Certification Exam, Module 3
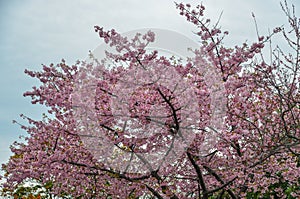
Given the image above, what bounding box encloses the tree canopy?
[1,1,300,198]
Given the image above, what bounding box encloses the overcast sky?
[1,0,299,171]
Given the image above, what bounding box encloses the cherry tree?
[1,1,300,198]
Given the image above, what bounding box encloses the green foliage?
[246,180,300,199]
[1,180,54,199]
